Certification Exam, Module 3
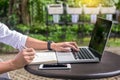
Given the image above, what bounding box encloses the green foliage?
[67,0,82,7]
[83,24,94,35]
[48,25,65,42]
[48,30,63,42]
[114,0,120,9]
[15,24,30,34]
[0,0,8,17]
[111,24,120,32]
[29,34,47,41]
[82,0,101,7]
[41,0,55,4]
[8,14,19,29]
[49,24,62,32]
[29,22,47,34]
[30,0,44,23]
[65,27,77,41]
[101,0,115,7]
[0,43,15,53]
[29,0,55,23]
[107,38,120,47]
[70,25,78,32]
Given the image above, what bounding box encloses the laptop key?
[81,48,92,59]
[82,48,94,59]
[80,49,89,59]
[72,52,79,59]
[78,51,85,59]
[79,49,87,59]
[72,48,95,59]
[73,48,94,59]
[77,51,83,59]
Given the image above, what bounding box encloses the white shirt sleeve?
[0,22,28,51]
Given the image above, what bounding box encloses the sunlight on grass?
[108,38,120,47]
[77,37,120,47]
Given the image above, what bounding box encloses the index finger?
[64,42,79,51]
[25,48,35,52]
[70,42,79,48]
[69,42,79,51]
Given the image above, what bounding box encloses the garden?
[0,0,120,52]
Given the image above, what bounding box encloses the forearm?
[0,60,16,74]
[0,23,27,51]
[25,37,48,50]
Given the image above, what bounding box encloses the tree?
[20,0,30,25]
[9,0,30,26]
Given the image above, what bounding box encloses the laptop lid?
[88,17,112,60]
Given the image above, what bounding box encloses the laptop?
[31,17,112,64]
[55,17,112,63]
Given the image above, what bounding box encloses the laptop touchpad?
[56,52,75,62]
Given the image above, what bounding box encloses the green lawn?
[108,38,120,47]
[77,37,120,47]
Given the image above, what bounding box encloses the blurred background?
[0,0,120,80]
[0,0,120,53]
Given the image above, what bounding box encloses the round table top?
[24,51,120,79]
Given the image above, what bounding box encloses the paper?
[30,51,57,64]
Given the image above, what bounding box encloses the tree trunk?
[21,0,30,26]
[9,0,15,15]
[9,0,30,26]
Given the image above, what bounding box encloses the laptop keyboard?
[72,48,94,59]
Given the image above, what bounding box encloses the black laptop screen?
[89,18,112,56]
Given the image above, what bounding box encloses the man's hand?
[51,42,79,52]
[11,48,35,69]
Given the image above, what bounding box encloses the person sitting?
[0,22,79,74]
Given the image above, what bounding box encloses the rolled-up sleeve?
[0,22,28,51]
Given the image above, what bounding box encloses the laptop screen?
[89,17,112,57]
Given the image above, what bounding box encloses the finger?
[69,42,79,51]
[24,52,35,56]
[24,58,34,64]
[25,48,35,52]
[64,42,78,51]
[25,55,35,60]
[23,57,31,65]
[29,56,35,60]
[70,42,79,48]
[58,47,71,52]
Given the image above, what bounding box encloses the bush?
[29,34,47,41]
[15,24,30,34]
[29,23,47,34]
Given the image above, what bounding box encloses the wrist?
[8,59,18,70]
[51,42,56,51]
[47,41,54,50]
[9,59,22,70]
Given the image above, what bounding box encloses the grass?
[77,37,120,47]
[108,38,120,47]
